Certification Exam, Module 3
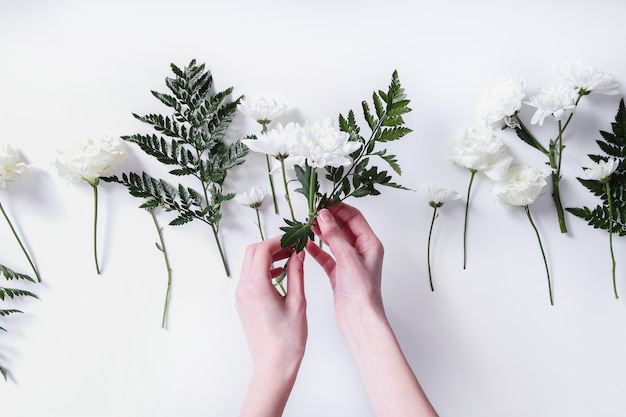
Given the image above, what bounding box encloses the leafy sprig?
[0,264,38,381]
[280,71,412,252]
[104,60,249,278]
[566,99,626,298]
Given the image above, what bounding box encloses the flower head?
[525,85,578,126]
[583,158,619,182]
[242,122,300,160]
[238,96,288,125]
[0,144,29,188]
[236,186,266,209]
[292,118,361,168]
[557,62,620,96]
[476,75,527,126]
[420,183,461,208]
[450,127,514,181]
[492,165,549,206]
[54,135,127,185]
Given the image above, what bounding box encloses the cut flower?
[525,85,577,126]
[557,62,620,96]
[0,144,29,188]
[450,127,513,181]
[238,96,288,126]
[292,118,361,168]
[475,75,527,126]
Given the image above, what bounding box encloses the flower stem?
[149,208,173,329]
[463,169,477,270]
[427,206,438,291]
[549,120,568,234]
[210,223,230,278]
[91,183,101,275]
[255,207,265,241]
[265,154,279,215]
[524,205,553,305]
[605,182,618,299]
[0,201,40,282]
[281,159,296,221]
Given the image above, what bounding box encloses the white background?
[2,1,626,416]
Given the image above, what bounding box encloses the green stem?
[281,159,295,221]
[259,122,279,215]
[91,183,101,275]
[427,206,438,291]
[0,201,40,282]
[524,205,553,306]
[266,154,279,215]
[463,169,477,270]
[513,114,549,155]
[605,182,618,299]
[149,208,173,329]
[255,207,265,241]
[210,223,230,278]
[549,120,568,234]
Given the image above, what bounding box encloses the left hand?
[235,236,308,376]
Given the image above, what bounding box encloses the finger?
[305,240,337,289]
[285,251,306,308]
[327,203,375,242]
[315,208,354,258]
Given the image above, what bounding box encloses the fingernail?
[318,208,330,222]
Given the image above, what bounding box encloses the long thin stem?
[463,169,477,270]
[280,159,295,221]
[91,183,101,275]
[149,208,173,329]
[524,205,553,305]
[427,206,438,291]
[210,223,230,278]
[0,201,40,282]
[255,207,265,241]
[605,182,618,299]
[549,120,568,233]
[265,154,279,215]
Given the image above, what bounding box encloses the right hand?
[306,203,386,331]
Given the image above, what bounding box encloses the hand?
[235,236,307,417]
[306,203,385,331]
[307,203,439,417]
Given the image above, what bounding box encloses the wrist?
[337,301,390,346]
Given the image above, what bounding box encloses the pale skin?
[235,203,438,417]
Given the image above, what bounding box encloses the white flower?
[238,96,288,124]
[236,186,266,209]
[525,85,578,126]
[476,75,527,126]
[557,62,620,96]
[492,165,549,206]
[0,144,29,188]
[292,118,361,168]
[450,127,514,181]
[420,183,461,207]
[241,122,300,160]
[583,158,619,182]
[54,135,127,185]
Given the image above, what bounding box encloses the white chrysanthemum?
[583,158,619,182]
[450,127,514,181]
[292,118,361,168]
[525,85,578,126]
[54,135,127,185]
[557,62,620,96]
[236,186,266,209]
[420,183,461,207]
[0,144,29,188]
[241,122,300,160]
[492,165,549,206]
[238,96,288,124]
[476,75,527,126]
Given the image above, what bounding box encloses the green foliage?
[281,71,412,251]
[566,99,626,234]
[0,264,38,381]
[329,70,411,202]
[102,59,249,277]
